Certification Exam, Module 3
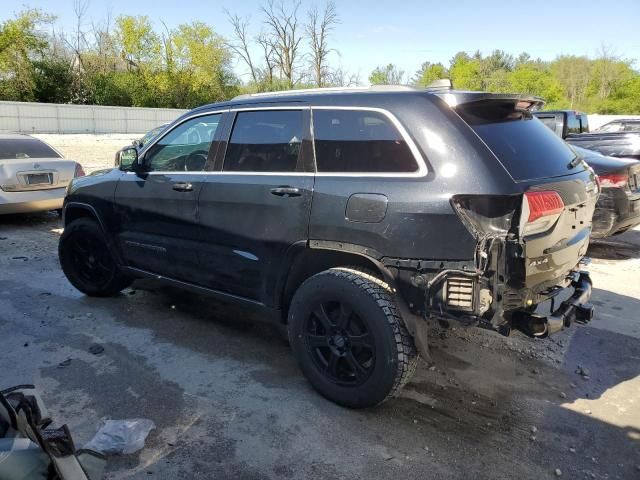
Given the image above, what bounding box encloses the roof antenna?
[425,79,452,91]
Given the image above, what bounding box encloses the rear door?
[196,107,314,304]
[112,112,223,281]
[457,102,599,288]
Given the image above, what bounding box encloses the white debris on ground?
[33,133,137,173]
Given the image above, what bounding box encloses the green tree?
[0,9,53,101]
[449,52,482,90]
[413,62,448,87]
[369,64,404,85]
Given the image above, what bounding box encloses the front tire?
[59,218,132,297]
[288,267,418,408]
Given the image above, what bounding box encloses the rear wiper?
[567,155,583,169]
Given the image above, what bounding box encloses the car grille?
[444,277,475,311]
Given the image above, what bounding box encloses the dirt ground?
[1,135,639,479]
[33,133,140,173]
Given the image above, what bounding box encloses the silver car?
[0,134,84,214]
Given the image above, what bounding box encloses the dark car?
[58,86,598,408]
[132,123,168,150]
[114,124,169,166]
[533,110,590,137]
[595,119,640,133]
[535,110,640,160]
[571,145,640,237]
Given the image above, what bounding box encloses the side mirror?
[118,147,139,171]
[132,139,141,148]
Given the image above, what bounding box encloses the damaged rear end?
[423,95,599,337]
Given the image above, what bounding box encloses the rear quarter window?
[312,109,419,173]
[458,102,583,181]
[0,138,61,160]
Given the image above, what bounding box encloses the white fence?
[0,101,188,134]
[587,114,640,130]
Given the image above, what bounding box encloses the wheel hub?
[328,330,348,356]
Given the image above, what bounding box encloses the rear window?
[458,102,583,181]
[0,138,61,160]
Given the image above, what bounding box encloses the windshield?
[0,138,61,160]
[141,125,166,146]
[457,101,583,181]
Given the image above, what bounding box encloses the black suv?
[59,86,598,408]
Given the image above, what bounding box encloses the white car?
[0,134,85,214]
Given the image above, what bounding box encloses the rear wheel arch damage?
[280,247,394,317]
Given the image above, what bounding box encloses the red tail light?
[597,173,627,189]
[525,191,564,222]
[74,163,86,177]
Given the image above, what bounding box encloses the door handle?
[172,182,193,192]
[270,186,301,197]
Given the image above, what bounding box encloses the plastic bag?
[83,419,155,455]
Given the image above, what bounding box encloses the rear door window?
[0,138,61,160]
[458,102,584,181]
[223,110,303,172]
[312,109,419,173]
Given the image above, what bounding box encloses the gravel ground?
[1,135,639,479]
[33,133,138,173]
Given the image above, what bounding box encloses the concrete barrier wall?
[0,101,188,134]
[1,100,638,135]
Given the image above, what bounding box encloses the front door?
[113,112,223,281]
[197,108,314,304]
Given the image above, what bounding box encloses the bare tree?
[261,0,303,88]
[225,11,259,84]
[257,32,276,86]
[306,1,338,87]
[326,66,360,87]
[70,0,89,70]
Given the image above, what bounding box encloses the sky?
[5,0,640,83]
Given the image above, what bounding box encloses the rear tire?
[59,218,132,297]
[288,267,418,408]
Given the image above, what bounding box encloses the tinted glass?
[224,110,303,172]
[0,138,61,160]
[566,113,581,134]
[578,114,589,132]
[313,109,418,173]
[624,123,640,132]
[145,114,220,172]
[458,102,583,181]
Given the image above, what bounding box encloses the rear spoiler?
[433,90,546,112]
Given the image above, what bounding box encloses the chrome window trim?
[134,105,427,178]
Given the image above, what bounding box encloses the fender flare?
[63,202,124,266]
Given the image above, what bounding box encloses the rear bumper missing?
[512,271,593,337]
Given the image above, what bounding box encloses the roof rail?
[232,84,420,100]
